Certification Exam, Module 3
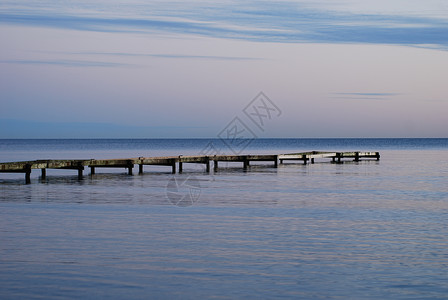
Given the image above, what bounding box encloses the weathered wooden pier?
[0,151,380,184]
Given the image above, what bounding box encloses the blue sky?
[1,0,447,138]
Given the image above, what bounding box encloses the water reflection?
[1,149,448,298]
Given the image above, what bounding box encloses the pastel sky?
[1,0,448,138]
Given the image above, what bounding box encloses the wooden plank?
[46,160,89,169]
[135,157,178,166]
[278,153,337,160]
[88,159,132,167]
[0,161,35,171]
[178,156,209,163]
[212,155,247,162]
[246,155,278,161]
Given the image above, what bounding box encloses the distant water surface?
[1,139,447,299]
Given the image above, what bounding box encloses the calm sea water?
[1,139,448,299]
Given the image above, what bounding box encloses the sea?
[0,138,447,299]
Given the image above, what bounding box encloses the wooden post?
[127,160,133,175]
[139,164,143,174]
[280,159,283,164]
[25,164,31,184]
[171,160,176,174]
[376,152,380,161]
[336,153,342,163]
[311,158,315,164]
[90,167,95,175]
[41,168,46,180]
[354,152,360,162]
[302,154,307,165]
[78,167,83,180]
[243,158,249,169]
[178,156,183,173]
[205,158,210,173]
[214,160,218,172]
[274,158,278,168]
[25,172,31,184]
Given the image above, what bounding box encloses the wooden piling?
[126,160,133,175]
[171,160,176,174]
[302,154,307,165]
[336,153,342,163]
[25,164,31,184]
[178,156,183,173]
[78,167,83,180]
[205,157,210,173]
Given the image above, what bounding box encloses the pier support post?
[90,167,95,175]
[302,155,307,165]
[41,168,46,180]
[78,167,84,180]
[336,153,342,163]
[25,164,31,184]
[139,164,143,174]
[354,152,360,162]
[205,158,210,173]
[311,158,315,164]
[25,172,31,184]
[274,158,278,168]
[214,160,218,172]
[376,152,380,161]
[178,156,183,173]
[126,160,134,175]
[243,158,249,169]
[171,160,176,174]
[279,159,283,164]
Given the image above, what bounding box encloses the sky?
[1,0,448,138]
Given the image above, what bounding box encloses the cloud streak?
[335,93,400,97]
[1,1,448,48]
[331,92,401,101]
[0,59,131,68]
[74,52,262,61]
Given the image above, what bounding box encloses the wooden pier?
[0,151,380,184]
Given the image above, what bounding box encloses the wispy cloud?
[72,52,262,61]
[331,92,401,101]
[0,59,132,68]
[1,1,448,48]
[335,93,400,97]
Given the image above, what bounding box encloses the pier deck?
[278,151,380,164]
[0,151,380,184]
